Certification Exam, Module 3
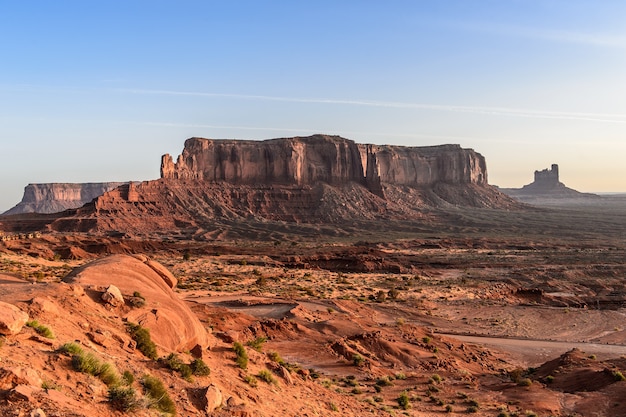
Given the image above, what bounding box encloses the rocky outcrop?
[0,301,29,336]
[63,255,211,353]
[3,183,126,215]
[500,164,598,200]
[3,135,520,238]
[161,135,488,192]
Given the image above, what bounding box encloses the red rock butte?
[2,135,520,237]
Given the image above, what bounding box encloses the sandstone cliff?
[2,135,520,238]
[160,135,488,192]
[3,182,126,215]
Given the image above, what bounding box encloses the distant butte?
[500,164,598,201]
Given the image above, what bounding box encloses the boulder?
[203,384,223,413]
[0,367,42,390]
[9,384,39,402]
[101,285,124,307]
[0,301,29,336]
[29,297,60,316]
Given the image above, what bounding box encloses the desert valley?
[1,135,625,417]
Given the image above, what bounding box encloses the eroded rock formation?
[500,164,598,200]
[3,135,520,238]
[4,183,126,215]
[160,135,488,192]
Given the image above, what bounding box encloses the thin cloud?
[121,88,626,124]
[448,18,626,49]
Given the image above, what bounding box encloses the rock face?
[63,255,210,352]
[161,135,488,192]
[3,182,126,215]
[3,135,519,238]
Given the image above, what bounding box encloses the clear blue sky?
[2,1,625,211]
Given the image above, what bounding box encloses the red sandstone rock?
[63,255,210,352]
[0,301,29,336]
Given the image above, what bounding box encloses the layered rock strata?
[4,182,126,215]
[160,135,488,193]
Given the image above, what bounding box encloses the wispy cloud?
[456,21,626,49]
[120,88,626,124]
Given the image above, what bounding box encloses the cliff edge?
[160,135,488,193]
[3,182,126,215]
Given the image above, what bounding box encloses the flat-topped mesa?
[3,182,126,215]
[160,135,488,192]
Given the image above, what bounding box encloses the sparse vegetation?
[376,376,394,387]
[122,370,135,385]
[26,320,54,339]
[70,351,120,387]
[244,374,258,387]
[268,350,285,365]
[190,358,211,376]
[258,369,277,384]
[233,342,249,369]
[57,342,84,355]
[162,353,193,381]
[613,371,626,381]
[397,391,410,410]
[352,353,364,366]
[247,336,267,351]
[127,323,158,360]
[142,374,176,415]
[108,386,140,412]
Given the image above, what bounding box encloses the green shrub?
[467,405,479,413]
[127,323,158,360]
[397,391,410,410]
[72,352,101,375]
[26,320,55,339]
[268,350,285,365]
[246,336,267,351]
[518,378,533,387]
[545,375,555,384]
[422,336,431,344]
[445,404,453,413]
[467,399,480,408]
[352,353,364,366]
[162,353,193,381]
[99,362,121,387]
[108,386,139,412]
[233,342,248,369]
[190,358,210,376]
[122,370,135,385]
[57,342,84,356]
[244,374,258,387]
[431,373,442,383]
[142,374,176,415]
[613,371,626,381]
[375,376,393,387]
[258,369,277,384]
[71,352,120,387]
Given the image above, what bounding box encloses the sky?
[1,0,626,212]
